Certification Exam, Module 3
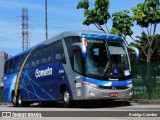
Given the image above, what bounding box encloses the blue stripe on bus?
[81,33,122,40]
[19,85,44,100]
[22,71,55,100]
[83,77,132,87]
[4,62,73,101]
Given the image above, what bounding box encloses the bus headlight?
[127,84,133,88]
[84,81,98,88]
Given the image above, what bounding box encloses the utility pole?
[45,0,48,40]
[22,7,29,51]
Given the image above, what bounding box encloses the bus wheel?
[17,92,30,107]
[62,87,74,108]
[12,94,18,107]
[17,92,23,107]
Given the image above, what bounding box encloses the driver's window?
[73,50,82,74]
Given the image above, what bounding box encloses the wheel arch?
[60,84,73,100]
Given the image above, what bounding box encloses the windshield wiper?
[100,61,110,79]
[100,40,113,79]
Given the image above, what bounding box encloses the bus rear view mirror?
[72,43,87,58]
[127,46,139,61]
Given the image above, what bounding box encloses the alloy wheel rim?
[13,96,16,104]
[64,91,70,103]
[18,95,22,105]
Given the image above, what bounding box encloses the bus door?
[72,47,85,100]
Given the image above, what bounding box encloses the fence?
[0,87,4,103]
[132,61,160,99]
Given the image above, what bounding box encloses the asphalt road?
[0,102,160,120]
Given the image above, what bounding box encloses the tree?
[77,0,110,33]
[132,0,160,63]
[130,32,160,62]
[77,1,134,44]
[131,0,160,96]
[111,10,134,45]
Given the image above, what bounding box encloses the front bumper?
[83,84,133,100]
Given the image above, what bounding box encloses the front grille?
[98,86,129,90]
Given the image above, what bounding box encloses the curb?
[133,99,160,104]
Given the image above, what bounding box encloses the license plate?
[109,92,118,97]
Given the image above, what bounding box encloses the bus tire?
[17,92,23,107]
[12,93,18,107]
[62,87,74,108]
[17,92,30,107]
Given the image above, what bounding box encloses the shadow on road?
[5,101,132,109]
[34,101,131,109]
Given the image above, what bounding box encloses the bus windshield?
[84,39,129,79]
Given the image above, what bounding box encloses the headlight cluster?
[83,81,98,88]
[127,84,133,88]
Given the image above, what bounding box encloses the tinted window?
[73,49,82,74]
[41,44,52,65]
[52,40,66,64]
[64,36,80,59]
[4,62,8,74]
[30,49,41,67]
[8,59,15,74]
[15,57,22,72]
[64,36,80,69]
[24,53,31,69]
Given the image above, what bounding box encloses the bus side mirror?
[127,46,139,61]
[72,43,87,58]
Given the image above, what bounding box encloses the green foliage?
[132,0,160,63]
[132,0,160,27]
[112,10,134,37]
[109,27,121,36]
[77,0,110,32]
[77,0,134,38]
[130,32,160,62]
[77,0,89,9]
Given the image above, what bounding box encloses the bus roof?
[6,30,122,62]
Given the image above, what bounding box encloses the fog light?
[89,91,95,96]
[129,91,133,96]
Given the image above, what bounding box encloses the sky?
[0,0,159,57]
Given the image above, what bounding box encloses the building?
[0,51,11,87]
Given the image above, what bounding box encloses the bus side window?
[8,59,15,74]
[4,62,8,74]
[31,49,41,67]
[41,44,52,64]
[24,54,31,69]
[64,36,80,66]
[15,57,21,72]
[52,40,66,64]
[26,63,30,69]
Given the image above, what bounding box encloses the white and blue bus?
[4,30,139,107]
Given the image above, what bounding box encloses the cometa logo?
[35,67,52,78]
